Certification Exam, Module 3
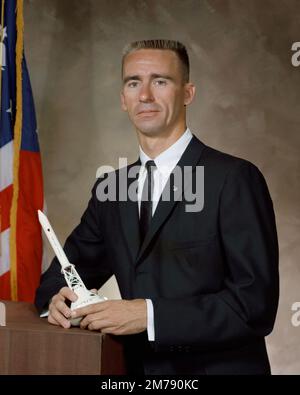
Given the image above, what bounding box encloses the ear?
[184,83,196,106]
[120,91,127,112]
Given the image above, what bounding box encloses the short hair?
[122,39,190,83]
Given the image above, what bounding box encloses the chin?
[137,128,163,137]
[134,122,165,136]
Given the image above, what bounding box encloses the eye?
[127,81,139,88]
[154,79,167,86]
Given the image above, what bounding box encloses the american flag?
[0,0,44,302]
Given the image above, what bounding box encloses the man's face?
[121,49,195,137]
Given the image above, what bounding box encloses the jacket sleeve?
[152,161,279,352]
[35,180,113,313]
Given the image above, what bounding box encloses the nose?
[139,82,154,103]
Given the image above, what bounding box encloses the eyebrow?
[123,73,174,85]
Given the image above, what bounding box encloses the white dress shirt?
[138,128,193,341]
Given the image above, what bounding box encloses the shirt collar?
[139,128,193,174]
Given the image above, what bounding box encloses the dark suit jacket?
[35,135,279,375]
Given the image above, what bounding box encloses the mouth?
[136,110,160,116]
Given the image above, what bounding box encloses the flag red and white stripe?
[0,0,44,302]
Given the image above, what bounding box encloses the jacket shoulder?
[200,141,261,176]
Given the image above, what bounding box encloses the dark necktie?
[139,160,156,243]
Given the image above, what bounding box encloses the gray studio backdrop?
[24,0,300,374]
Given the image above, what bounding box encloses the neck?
[137,124,187,159]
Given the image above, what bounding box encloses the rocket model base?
[69,286,106,326]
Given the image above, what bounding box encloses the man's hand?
[48,286,78,329]
[72,299,147,335]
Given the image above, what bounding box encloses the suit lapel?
[118,159,141,264]
[136,135,206,264]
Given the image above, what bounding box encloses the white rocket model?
[38,210,106,326]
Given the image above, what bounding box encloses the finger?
[47,314,60,326]
[49,306,71,329]
[55,299,72,319]
[90,288,98,294]
[87,319,114,331]
[93,324,127,335]
[49,297,72,328]
[59,286,78,302]
[73,300,109,319]
[80,313,111,330]
[51,287,75,306]
[80,312,104,328]
[51,292,65,305]
[50,295,72,319]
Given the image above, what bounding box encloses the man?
[35,40,279,375]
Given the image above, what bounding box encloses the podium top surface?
[0,300,102,337]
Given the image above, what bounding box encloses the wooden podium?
[0,301,126,375]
